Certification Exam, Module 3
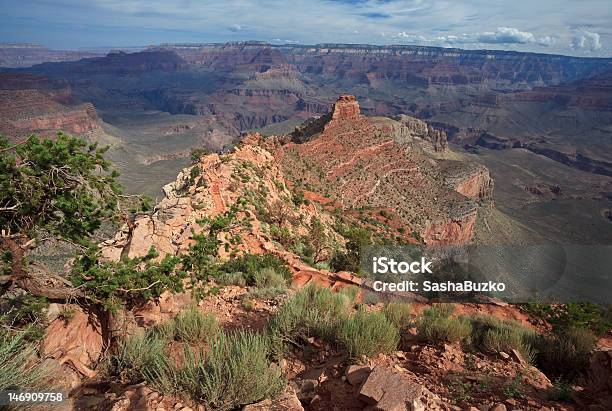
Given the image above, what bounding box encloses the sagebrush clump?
[180,331,286,411]
[173,307,219,343]
[338,308,399,358]
[467,315,538,364]
[0,330,51,391]
[268,283,350,344]
[382,301,412,329]
[536,326,596,381]
[115,319,284,409]
[416,304,472,344]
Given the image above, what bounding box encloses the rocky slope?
[0,73,100,140]
[24,98,609,410]
[275,95,492,245]
[101,136,358,290]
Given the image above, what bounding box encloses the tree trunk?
[0,236,85,300]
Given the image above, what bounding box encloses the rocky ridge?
[101,137,357,291]
[277,95,492,245]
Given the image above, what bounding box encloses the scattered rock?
[292,379,318,402]
[345,364,372,386]
[39,358,82,390]
[509,349,527,366]
[490,404,507,411]
[525,365,552,390]
[394,351,408,360]
[498,352,510,361]
[359,365,426,411]
[108,385,155,411]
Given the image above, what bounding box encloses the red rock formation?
[42,306,103,378]
[330,94,362,121]
[276,95,486,245]
[423,213,477,246]
[0,89,100,140]
[440,161,494,203]
[454,168,493,202]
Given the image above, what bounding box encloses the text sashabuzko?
[371,257,506,293]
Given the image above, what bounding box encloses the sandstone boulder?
[359,365,426,411]
[345,364,371,386]
[42,306,103,378]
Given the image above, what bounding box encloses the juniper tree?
[0,133,127,298]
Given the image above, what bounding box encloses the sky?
[0,0,610,57]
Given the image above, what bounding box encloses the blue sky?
[0,0,610,56]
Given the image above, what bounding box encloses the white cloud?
[537,36,556,47]
[392,32,426,43]
[476,27,535,44]
[402,28,556,48]
[1,0,609,56]
[571,31,602,51]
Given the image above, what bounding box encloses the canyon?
[1,42,611,243]
[1,42,612,411]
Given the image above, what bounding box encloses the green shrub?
[502,372,526,399]
[536,327,596,381]
[71,246,186,311]
[152,320,177,341]
[339,285,359,304]
[179,331,286,410]
[0,294,49,340]
[269,284,349,343]
[329,225,374,274]
[548,379,573,401]
[416,305,472,344]
[425,304,455,319]
[338,309,399,358]
[468,315,538,364]
[173,308,219,343]
[245,286,287,300]
[362,292,381,305]
[521,302,612,336]
[253,267,287,289]
[291,240,315,266]
[382,302,412,328]
[190,148,211,162]
[114,332,173,388]
[220,254,291,285]
[217,272,247,287]
[0,330,51,390]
